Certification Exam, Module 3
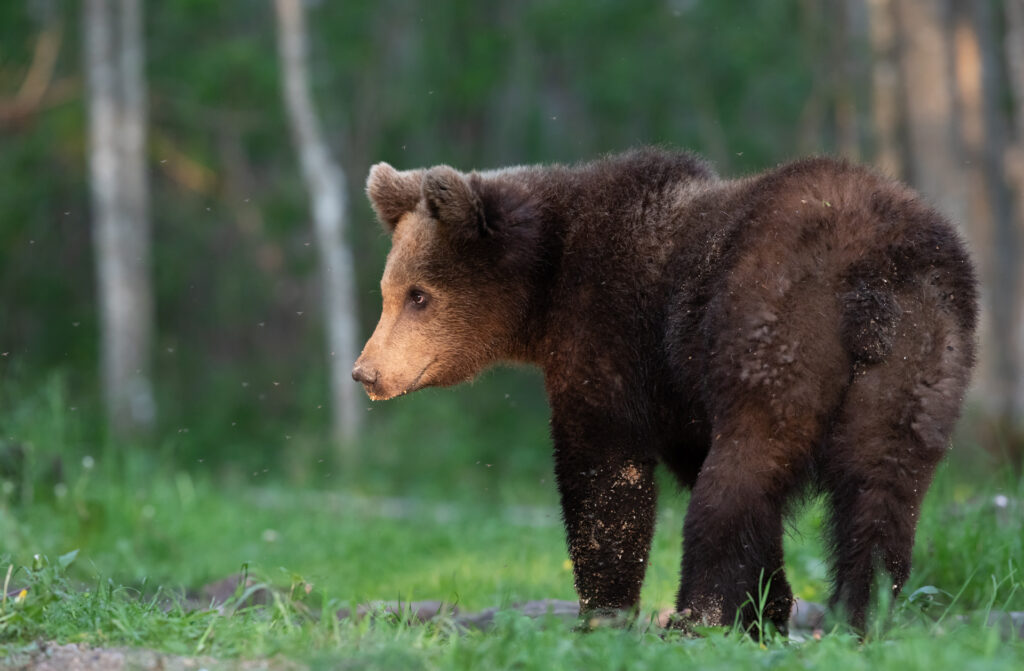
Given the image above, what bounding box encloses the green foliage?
[0,0,832,469]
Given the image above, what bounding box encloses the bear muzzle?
[351,363,379,388]
[352,362,393,400]
[351,356,436,401]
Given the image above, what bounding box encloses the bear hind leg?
[675,473,795,635]
[822,464,924,633]
[675,411,821,635]
[676,295,848,635]
[822,309,973,632]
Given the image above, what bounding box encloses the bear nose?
[351,364,378,385]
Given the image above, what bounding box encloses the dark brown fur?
[355,148,978,634]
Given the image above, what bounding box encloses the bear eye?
[408,288,429,310]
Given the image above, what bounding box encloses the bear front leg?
[551,412,657,618]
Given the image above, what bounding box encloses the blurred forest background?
[4,0,1024,490]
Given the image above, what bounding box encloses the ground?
[1,384,1023,669]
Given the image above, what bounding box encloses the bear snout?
[351,363,378,386]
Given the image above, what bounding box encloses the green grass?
[2,377,1024,668]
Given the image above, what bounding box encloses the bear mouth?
[366,358,435,401]
[400,358,435,396]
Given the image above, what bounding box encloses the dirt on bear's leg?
[551,409,658,621]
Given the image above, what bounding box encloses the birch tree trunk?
[274,0,362,452]
[85,0,155,437]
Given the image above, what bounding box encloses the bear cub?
[353,148,977,634]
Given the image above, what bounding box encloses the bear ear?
[366,162,423,232]
[422,166,489,239]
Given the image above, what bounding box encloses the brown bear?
[353,148,977,634]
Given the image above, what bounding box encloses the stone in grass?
[335,599,457,624]
[455,599,582,630]
[200,573,272,612]
[333,599,580,630]
[986,611,1024,640]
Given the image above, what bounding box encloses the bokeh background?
[3,0,1024,504]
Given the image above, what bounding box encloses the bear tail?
[839,274,901,365]
[838,237,978,366]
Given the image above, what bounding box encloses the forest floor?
[2,386,1024,669]
[2,589,1023,670]
[3,475,1024,670]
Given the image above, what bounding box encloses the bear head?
[353,162,543,400]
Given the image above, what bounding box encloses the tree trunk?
[84,0,155,437]
[274,0,362,453]
[992,0,1024,472]
[892,0,1007,415]
[1004,0,1024,421]
[831,0,863,160]
[893,0,965,222]
[956,0,1020,425]
[866,0,907,177]
[952,1,997,418]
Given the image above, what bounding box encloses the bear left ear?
[366,162,423,233]
[422,166,489,239]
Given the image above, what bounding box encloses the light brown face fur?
[353,213,435,400]
[352,210,509,400]
[354,160,535,401]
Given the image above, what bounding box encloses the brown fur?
[354,148,978,634]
